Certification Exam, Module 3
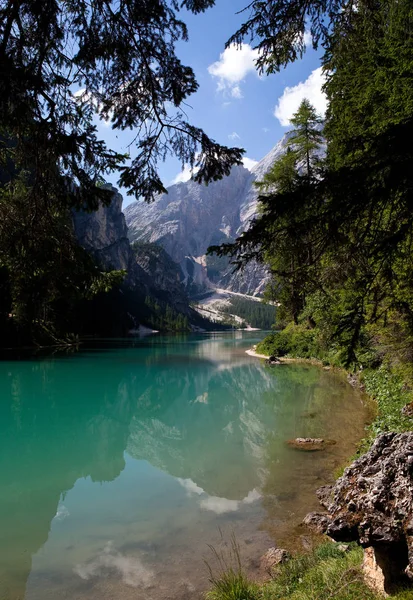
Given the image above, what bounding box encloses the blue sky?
[93,2,326,207]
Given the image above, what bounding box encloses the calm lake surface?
[0,332,370,600]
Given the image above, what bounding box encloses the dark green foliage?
[257,323,317,358]
[206,540,400,600]
[209,3,413,598]
[228,0,357,74]
[0,170,125,345]
[0,0,246,346]
[361,368,413,445]
[323,0,413,168]
[212,98,324,326]
[289,99,323,179]
[255,147,298,196]
[144,295,190,331]
[1,0,391,348]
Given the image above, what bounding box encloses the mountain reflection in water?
[0,333,369,600]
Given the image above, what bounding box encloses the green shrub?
[256,323,317,359]
[355,366,413,454]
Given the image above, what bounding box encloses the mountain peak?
[124,135,291,296]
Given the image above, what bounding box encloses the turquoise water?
[0,332,369,600]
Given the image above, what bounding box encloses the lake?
[0,332,370,600]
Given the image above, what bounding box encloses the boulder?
[260,547,290,575]
[305,432,413,594]
[267,355,281,365]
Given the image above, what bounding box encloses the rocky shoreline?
[305,432,413,595]
[247,345,413,595]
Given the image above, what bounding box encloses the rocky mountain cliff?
[72,184,143,287]
[72,185,214,332]
[124,135,293,297]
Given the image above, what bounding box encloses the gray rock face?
[124,137,294,296]
[72,184,143,287]
[306,432,413,593]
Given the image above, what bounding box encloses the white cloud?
[243,157,258,171]
[242,488,261,504]
[176,476,261,515]
[303,30,312,47]
[208,44,260,98]
[231,85,243,99]
[228,132,241,141]
[73,87,86,98]
[199,488,261,514]
[171,163,199,185]
[262,127,270,133]
[274,67,327,126]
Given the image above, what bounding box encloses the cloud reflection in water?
[74,541,154,588]
[177,477,261,514]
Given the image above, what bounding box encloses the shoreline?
[245,347,327,367]
[245,347,269,359]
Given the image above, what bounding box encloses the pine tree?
[255,147,298,196]
[289,99,323,179]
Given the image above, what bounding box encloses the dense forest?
[220,297,276,330]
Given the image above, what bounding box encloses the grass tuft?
[205,532,259,600]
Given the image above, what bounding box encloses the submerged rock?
[305,432,413,594]
[286,438,336,452]
[300,410,317,419]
